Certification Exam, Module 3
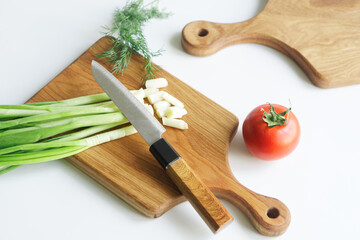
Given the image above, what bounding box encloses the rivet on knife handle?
[150,138,233,233]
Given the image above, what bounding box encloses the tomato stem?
[261,103,291,128]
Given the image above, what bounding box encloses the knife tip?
[91,60,98,67]
[91,60,102,77]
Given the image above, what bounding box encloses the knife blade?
[91,60,233,233]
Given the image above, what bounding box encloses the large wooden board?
[28,37,290,236]
[181,0,360,88]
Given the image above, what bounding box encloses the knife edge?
[91,60,165,146]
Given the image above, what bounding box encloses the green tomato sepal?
[261,103,291,128]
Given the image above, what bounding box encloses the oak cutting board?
[27,37,290,236]
[181,0,360,88]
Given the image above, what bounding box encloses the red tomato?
[242,103,300,160]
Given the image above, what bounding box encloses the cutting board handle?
[181,20,263,57]
[214,176,291,236]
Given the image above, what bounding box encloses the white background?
[1,0,359,239]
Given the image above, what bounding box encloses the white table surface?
[1,0,359,239]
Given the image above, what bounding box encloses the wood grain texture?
[27,37,290,236]
[166,158,233,233]
[181,0,360,88]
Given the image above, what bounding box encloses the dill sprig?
[98,0,170,81]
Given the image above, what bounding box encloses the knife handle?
[166,158,233,233]
[150,138,233,233]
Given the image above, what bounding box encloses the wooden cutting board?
[27,37,290,236]
[181,0,360,88]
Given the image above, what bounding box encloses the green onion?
[0,125,137,167]
[0,102,118,130]
[25,93,110,107]
[0,93,141,175]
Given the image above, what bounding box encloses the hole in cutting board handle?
[198,28,209,37]
[267,207,280,219]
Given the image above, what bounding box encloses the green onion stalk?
[0,93,138,175]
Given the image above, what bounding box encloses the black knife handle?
[149,138,180,169]
[149,138,233,233]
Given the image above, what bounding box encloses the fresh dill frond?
[98,0,170,81]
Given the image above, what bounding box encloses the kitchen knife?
[91,60,233,233]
